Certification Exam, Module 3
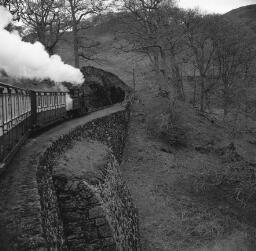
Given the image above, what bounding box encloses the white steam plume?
[0,6,84,84]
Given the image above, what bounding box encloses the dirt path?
[0,103,126,249]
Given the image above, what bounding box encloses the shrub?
[159,104,187,147]
[185,161,256,208]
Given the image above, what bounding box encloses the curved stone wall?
[37,109,141,250]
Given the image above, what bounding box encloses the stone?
[101,237,115,247]
[64,212,81,221]
[35,248,48,251]
[98,225,113,238]
[85,226,99,242]
[95,218,107,226]
[89,206,104,219]
[102,244,117,251]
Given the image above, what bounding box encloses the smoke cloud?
[0,6,84,84]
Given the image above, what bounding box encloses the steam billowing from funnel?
[0,6,84,84]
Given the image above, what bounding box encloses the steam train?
[0,82,90,171]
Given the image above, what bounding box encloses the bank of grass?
[184,160,256,208]
[150,160,256,250]
[144,96,256,249]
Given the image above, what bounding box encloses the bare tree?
[64,0,106,67]
[213,18,256,117]
[181,10,220,111]
[0,0,19,19]
[116,0,185,101]
[18,0,68,54]
[160,7,186,101]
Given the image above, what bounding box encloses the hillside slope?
[224,4,256,33]
[57,9,256,250]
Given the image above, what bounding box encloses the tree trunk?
[200,77,205,112]
[159,48,169,82]
[160,49,185,102]
[171,64,185,101]
[153,52,166,92]
[73,24,79,68]
[70,0,80,68]
[193,69,197,107]
[38,26,46,49]
[223,85,229,117]
[159,48,176,100]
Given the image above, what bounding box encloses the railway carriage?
[0,81,91,171]
[0,82,32,168]
[31,91,67,128]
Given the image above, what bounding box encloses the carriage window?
[45,95,48,107]
[47,94,50,108]
[0,95,3,126]
[24,96,26,113]
[27,95,31,112]
[45,95,48,108]
[37,95,40,110]
[25,95,27,113]
[19,94,22,116]
[7,95,12,122]
[41,96,44,108]
[15,94,19,119]
[3,95,7,123]
[11,95,15,119]
[44,95,46,108]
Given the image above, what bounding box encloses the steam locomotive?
[0,82,90,170]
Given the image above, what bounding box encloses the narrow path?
[0,102,126,250]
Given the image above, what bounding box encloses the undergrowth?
[153,183,240,250]
[149,100,187,147]
[186,161,256,208]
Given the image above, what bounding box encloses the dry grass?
[184,160,256,208]
[152,182,242,250]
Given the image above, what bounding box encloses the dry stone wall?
[37,108,141,250]
[54,178,117,251]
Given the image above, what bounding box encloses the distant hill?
[224,4,256,33]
